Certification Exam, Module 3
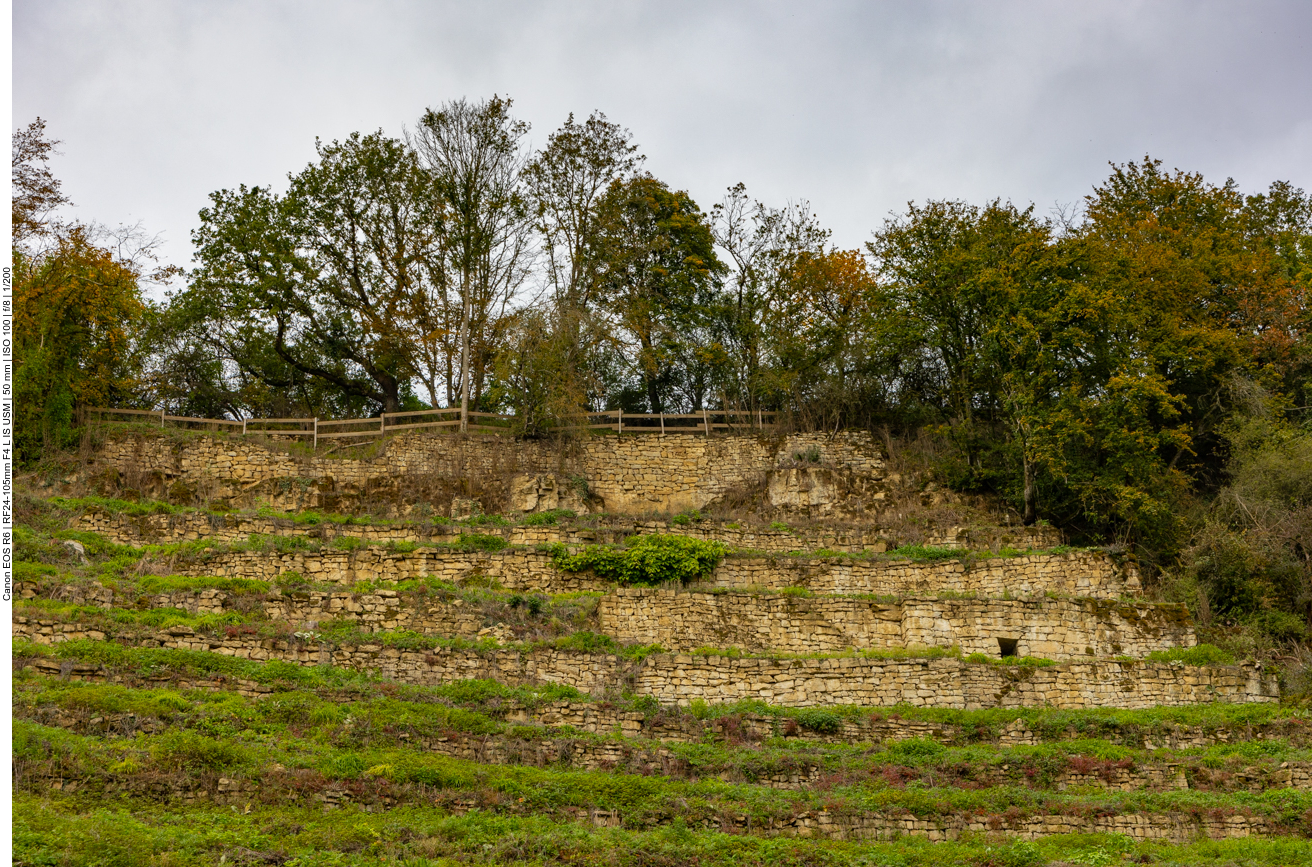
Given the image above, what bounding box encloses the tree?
[14,226,147,461]
[760,248,883,432]
[181,131,440,415]
[592,176,726,413]
[711,184,829,415]
[12,118,71,250]
[410,96,533,430]
[526,111,644,313]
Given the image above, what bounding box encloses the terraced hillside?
[13,427,1312,865]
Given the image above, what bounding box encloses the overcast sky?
[13,0,1312,279]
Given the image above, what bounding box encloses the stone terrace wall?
[19,654,1304,752]
[76,509,1061,555]
[713,551,1140,599]
[174,547,1137,600]
[73,510,896,553]
[36,578,1188,659]
[89,429,885,516]
[11,619,1277,709]
[600,589,1194,658]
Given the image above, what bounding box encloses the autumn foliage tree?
[12,119,155,462]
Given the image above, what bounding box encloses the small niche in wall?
[997,637,1019,658]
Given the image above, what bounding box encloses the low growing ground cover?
[15,481,1312,864]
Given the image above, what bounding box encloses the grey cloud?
[14,0,1312,275]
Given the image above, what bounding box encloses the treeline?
[13,102,1312,637]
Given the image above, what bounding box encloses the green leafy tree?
[15,227,148,460]
[180,131,440,415]
[592,176,727,413]
[410,96,533,428]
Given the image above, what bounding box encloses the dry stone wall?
[173,547,1136,600]
[11,618,1277,709]
[22,575,1184,658]
[18,656,1302,753]
[72,507,1065,556]
[88,429,890,516]
[599,588,1194,658]
[711,551,1139,599]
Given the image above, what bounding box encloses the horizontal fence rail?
[88,406,778,446]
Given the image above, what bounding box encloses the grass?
[16,482,1312,864]
[18,795,1312,867]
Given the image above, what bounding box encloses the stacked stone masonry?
[19,577,1189,659]
[11,619,1278,709]
[32,702,1312,795]
[170,547,1138,600]
[76,508,1063,555]
[91,429,893,515]
[18,658,1302,752]
[599,588,1194,658]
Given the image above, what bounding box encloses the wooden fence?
[88,407,777,447]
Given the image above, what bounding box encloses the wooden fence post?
[617,410,622,435]
[160,410,166,429]
[313,418,318,449]
[703,408,710,436]
[660,412,664,435]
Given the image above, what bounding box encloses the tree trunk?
[1022,455,1038,526]
[646,376,662,415]
[459,282,471,433]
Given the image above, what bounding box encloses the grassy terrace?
[19,796,1312,867]
[16,713,1312,818]
[17,485,1311,864]
[15,640,1305,747]
[15,638,1312,864]
[13,663,1312,779]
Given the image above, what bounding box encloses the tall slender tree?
[410,96,533,431]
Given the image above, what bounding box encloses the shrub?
[521,509,576,527]
[885,544,960,561]
[546,535,727,585]
[1145,644,1236,666]
[152,729,247,771]
[454,533,509,553]
[793,708,843,734]
[551,631,620,654]
[883,737,946,762]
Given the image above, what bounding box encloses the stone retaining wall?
[19,657,1304,752]
[16,760,1279,841]
[21,576,1186,659]
[173,547,1137,600]
[600,588,1194,658]
[11,619,1276,709]
[75,508,1063,555]
[90,429,886,516]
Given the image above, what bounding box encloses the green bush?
[886,544,960,561]
[793,708,843,734]
[454,533,509,553]
[521,509,577,526]
[152,729,248,771]
[546,534,727,585]
[883,737,947,762]
[551,631,620,654]
[1145,643,1236,666]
